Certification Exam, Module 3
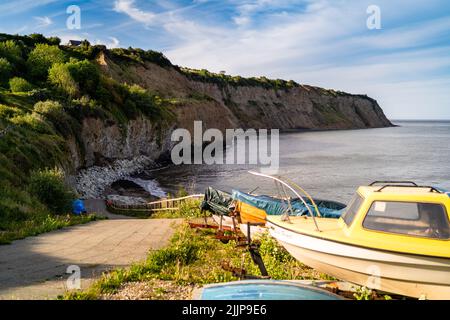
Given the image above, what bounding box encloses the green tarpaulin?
[200,187,234,216]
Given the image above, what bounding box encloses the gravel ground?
[102,279,200,300]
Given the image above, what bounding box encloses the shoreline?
[75,124,398,201]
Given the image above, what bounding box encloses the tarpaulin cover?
[200,187,234,216]
[72,199,86,215]
[232,189,345,218]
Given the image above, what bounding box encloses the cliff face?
[73,53,391,171]
[102,55,390,131]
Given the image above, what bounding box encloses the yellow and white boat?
[267,181,450,299]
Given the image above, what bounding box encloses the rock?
[75,156,157,198]
[106,195,148,206]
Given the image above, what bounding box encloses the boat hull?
[268,221,450,299]
[238,201,267,225]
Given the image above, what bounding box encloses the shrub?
[47,37,61,46]
[9,77,33,92]
[28,33,47,44]
[29,168,75,215]
[48,59,99,97]
[66,59,99,95]
[0,40,22,65]
[48,62,79,96]
[27,43,66,80]
[34,100,77,137]
[33,100,63,114]
[0,58,12,86]
[124,84,162,119]
[10,113,53,134]
[0,104,18,118]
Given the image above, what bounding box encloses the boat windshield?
[363,201,450,239]
[341,194,364,226]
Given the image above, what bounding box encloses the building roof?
[67,40,82,46]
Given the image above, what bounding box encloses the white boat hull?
[268,221,450,299]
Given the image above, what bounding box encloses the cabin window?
[342,194,364,226]
[363,201,450,239]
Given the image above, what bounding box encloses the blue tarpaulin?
[231,190,345,218]
[72,199,86,215]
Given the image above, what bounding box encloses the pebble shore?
[75,156,157,198]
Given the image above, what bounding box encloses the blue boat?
[193,280,343,300]
[232,189,346,219]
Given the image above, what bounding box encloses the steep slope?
[99,52,391,134]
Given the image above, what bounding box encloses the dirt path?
[0,202,182,300]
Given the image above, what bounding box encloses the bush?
[10,113,53,134]
[124,84,163,119]
[34,100,77,137]
[0,58,12,86]
[9,77,33,92]
[29,168,75,215]
[48,59,99,97]
[48,62,79,96]
[33,100,63,114]
[66,59,99,96]
[27,43,66,80]
[0,104,18,118]
[0,40,22,65]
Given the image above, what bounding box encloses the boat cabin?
[336,182,450,256]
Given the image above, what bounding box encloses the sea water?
[142,121,450,204]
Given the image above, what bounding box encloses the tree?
[27,43,66,80]
[48,62,79,96]
[28,33,47,44]
[0,58,12,86]
[29,168,75,215]
[0,40,22,65]
[47,36,61,46]
[66,59,99,95]
[9,77,33,92]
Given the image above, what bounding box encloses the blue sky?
[1,0,450,120]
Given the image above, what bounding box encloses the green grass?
[180,67,298,90]
[107,197,205,220]
[62,220,323,300]
[150,199,205,219]
[0,213,100,245]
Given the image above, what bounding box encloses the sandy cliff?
[74,52,392,170]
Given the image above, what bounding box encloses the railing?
[248,171,322,232]
[106,194,204,214]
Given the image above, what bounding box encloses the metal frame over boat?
[235,172,345,238]
[263,179,450,299]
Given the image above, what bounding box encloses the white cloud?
[111,0,450,118]
[113,0,157,25]
[34,16,52,28]
[98,37,120,49]
[0,0,58,16]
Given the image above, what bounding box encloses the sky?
[0,0,449,120]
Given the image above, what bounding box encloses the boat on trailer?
[200,186,238,231]
[233,189,345,236]
[235,172,345,238]
[264,180,450,299]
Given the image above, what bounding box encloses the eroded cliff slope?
[99,52,391,134]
